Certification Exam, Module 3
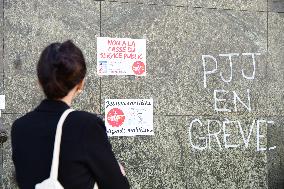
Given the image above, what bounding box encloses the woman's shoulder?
[69,110,106,131]
[70,111,108,143]
[70,110,103,122]
[12,112,35,128]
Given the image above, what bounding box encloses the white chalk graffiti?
[202,53,260,88]
[188,52,276,152]
[188,118,276,151]
[213,89,251,112]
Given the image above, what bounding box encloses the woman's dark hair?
[37,40,86,99]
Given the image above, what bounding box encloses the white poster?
[97,37,146,76]
[105,99,154,136]
[0,95,5,109]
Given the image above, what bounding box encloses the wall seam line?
[106,0,269,13]
[0,0,4,187]
[2,0,4,92]
[99,1,102,115]
[266,0,269,188]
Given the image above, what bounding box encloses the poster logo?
[107,108,125,127]
[98,61,108,74]
[132,61,145,75]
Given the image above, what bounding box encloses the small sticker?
[0,95,5,110]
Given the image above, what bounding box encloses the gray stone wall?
[0,0,283,188]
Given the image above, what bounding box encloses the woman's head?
[37,40,86,100]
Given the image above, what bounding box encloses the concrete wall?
[0,0,283,188]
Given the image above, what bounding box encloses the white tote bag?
[35,109,99,189]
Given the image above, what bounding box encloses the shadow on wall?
[0,119,8,188]
[269,0,284,13]
[267,116,284,189]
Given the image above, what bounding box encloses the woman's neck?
[58,87,77,106]
[59,96,72,106]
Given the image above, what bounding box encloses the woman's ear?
[37,80,42,89]
[77,79,85,91]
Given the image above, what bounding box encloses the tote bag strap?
[50,109,74,180]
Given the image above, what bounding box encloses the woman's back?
[12,99,130,189]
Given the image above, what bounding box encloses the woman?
[11,40,130,189]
